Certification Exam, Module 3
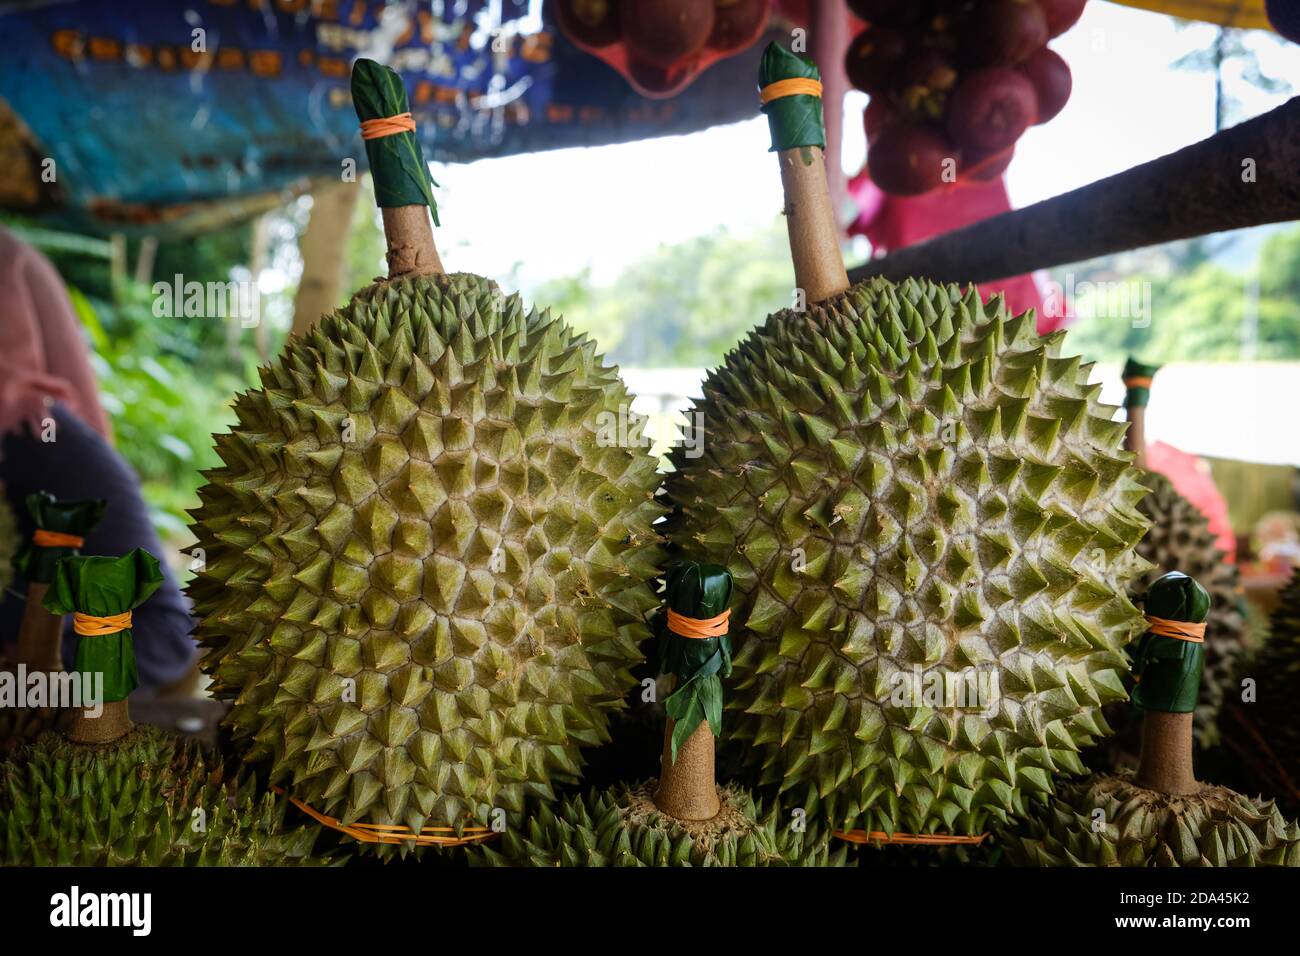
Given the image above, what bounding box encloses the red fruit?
[624,55,689,96]
[624,0,714,67]
[553,0,622,48]
[1038,0,1087,38]
[868,125,954,196]
[968,0,1049,65]
[947,67,1037,152]
[847,0,925,27]
[708,0,768,51]
[863,97,898,144]
[961,144,1015,181]
[1020,46,1072,124]
[844,24,907,95]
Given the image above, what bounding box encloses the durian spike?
[12,492,108,673]
[1133,571,1210,795]
[759,42,849,306]
[351,58,444,279]
[1121,356,1161,472]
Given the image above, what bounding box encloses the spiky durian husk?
[0,660,73,753]
[469,782,848,866]
[1000,771,1300,866]
[0,488,15,595]
[663,277,1151,836]
[1229,571,1300,808]
[1134,472,1247,746]
[188,273,666,852]
[0,726,336,865]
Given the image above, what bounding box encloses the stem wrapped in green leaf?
[758,42,825,153]
[1132,570,1210,715]
[351,58,440,223]
[658,561,733,762]
[12,492,107,584]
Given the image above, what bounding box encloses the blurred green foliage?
[3,217,278,542]
[1056,226,1300,364]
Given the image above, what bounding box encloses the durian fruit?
[0,726,337,866]
[1132,471,1247,746]
[1000,770,1300,866]
[187,60,665,853]
[1215,570,1300,815]
[469,781,848,866]
[1003,571,1300,866]
[664,47,1148,839]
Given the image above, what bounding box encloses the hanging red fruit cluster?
[553,0,771,98]
[847,0,1085,196]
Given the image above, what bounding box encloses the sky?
[420,1,1300,291]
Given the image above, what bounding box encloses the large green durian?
[1134,472,1247,745]
[1000,771,1300,866]
[188,272,666,851]
[664,276,1151,836]
[0,726,335,866]
[469,781,848,866]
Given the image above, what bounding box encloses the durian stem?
[778,145,850,306]
[69,699,132,746]
[1125,405,1148,471]
[654,719,721,821]
[15,583,63,672]
[1136,710,1200,795]
[381,204,444,279]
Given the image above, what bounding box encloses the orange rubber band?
[666,607,730,639]
[271,787,497,847]
[1144,614,1206,643]
[759,77,823,104]
[1123,376,1153,389]
[360,112,416,140]
[833,830,988,846]
[73,610,132,636]
[33,529,84,548]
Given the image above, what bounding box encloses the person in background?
[0,226,198,696]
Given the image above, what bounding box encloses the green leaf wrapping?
[1131,571,1210,714]
[658,561,733,762]
[43,549,164,702]
[12,492,107,584]
[1122,356,1161,409]
[758,42,825,153]
[351,58,440,223]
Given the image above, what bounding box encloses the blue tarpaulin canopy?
[0,0,769,235]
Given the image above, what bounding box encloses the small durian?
[0,726,336,867]
[663,43,1149,839]
[468,781,847,867]
[188,60,664,854]
[1002,572,1300,866]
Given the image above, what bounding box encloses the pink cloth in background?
[0,228,110,442]
[848,171,1066,334]
[1146,440,1237,562]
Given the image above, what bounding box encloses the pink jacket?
[0,227,110,441]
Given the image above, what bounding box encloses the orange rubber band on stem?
[759,77,823,104]
[1144,614,1206,642]
[73,611,132,636]
[360,112,416,140]
[271,787,496,847]
[833,830,988,846]
[666,607,730,639]
[33,529,84,548]
[1123,376,1154,389]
